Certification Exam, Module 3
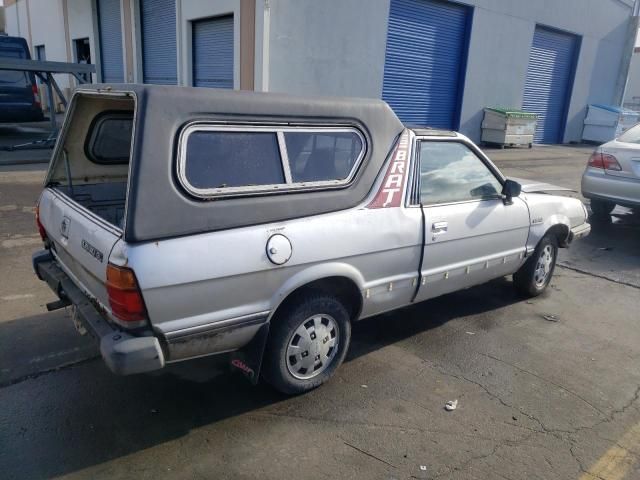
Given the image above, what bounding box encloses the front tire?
[262,294,351,395]
[513,234,558,297]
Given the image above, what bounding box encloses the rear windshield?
[0,46,29,87]
[617,124,640,144]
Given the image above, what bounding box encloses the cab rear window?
[85,112,133,165]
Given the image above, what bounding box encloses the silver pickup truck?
[33,85,590,394]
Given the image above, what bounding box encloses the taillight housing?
[32,84,41,108]
[588,151,622,171]
[35,201,47,241]
[106,263,147,327]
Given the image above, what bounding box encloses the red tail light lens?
[588,151,622,171]
[32,84,41,108]
[35,202,47,241]
[106,263,147,325]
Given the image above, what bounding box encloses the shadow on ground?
[0,277,522,479]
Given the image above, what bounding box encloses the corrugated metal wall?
[523,26,579,144]
[97,0,124,83]
[192,15,234,89]
[382,0,470,129]
[141,0,177,85]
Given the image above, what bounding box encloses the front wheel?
[513,235,558,297]
[262,294,351,395]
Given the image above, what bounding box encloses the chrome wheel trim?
[286,314,340,380]
[534,244,554,287]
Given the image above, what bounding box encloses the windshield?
[0,46,29,87]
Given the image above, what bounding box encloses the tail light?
[106,263,147,327]
[588,151,622,171]
[32,84,41,108]
[35,201,47,241]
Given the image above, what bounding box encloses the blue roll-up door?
[192,15,234,89]
[141,0,177,84]
[382,0,470,129]
[97,0,124,83]
[523,27,579,144]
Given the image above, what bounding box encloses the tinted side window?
[419,142,502,205]
[185,131,284,190]
[285,131,363,183]
[86,112,133,164]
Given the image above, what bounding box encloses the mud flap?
[230,322,270,385]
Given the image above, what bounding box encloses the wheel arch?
[267,263,365,324]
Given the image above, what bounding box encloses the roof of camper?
[75,83,404,130]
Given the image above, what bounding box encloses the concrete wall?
[4,1,32,50]
[624,51,640,108]
[267,0,390,98]
[267,0,634,143]
[29,0,69,91]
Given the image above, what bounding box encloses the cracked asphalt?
[1,145,639,480]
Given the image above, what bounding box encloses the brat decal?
[367,130,411,208]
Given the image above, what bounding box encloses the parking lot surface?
[1,145,639,480]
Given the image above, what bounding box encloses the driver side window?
[419,141,503,205]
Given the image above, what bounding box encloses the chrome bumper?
[32,250,165,375]
[568,222,591,243]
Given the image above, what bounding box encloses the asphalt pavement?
[1,144,639,480]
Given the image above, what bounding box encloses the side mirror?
[502,179,522,204]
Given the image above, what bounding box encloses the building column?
[240,0,256,90]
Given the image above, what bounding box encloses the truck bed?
[56,182,126,229]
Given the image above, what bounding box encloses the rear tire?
[590,199,616,216]
[513,234,558,297]
[262,294,351,395]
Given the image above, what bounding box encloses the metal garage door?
[97,0,124,83]
[523,27,579,144]
[192,15,233,89]
[141,0,177,84]
[382,0,470,129]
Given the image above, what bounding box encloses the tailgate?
[38,187,122,311]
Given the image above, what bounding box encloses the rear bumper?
[581,169,640,208]
[32,250,165,375]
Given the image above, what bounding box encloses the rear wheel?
[262,294,351,395]
[590,199,616,216]
[513,234,558,297]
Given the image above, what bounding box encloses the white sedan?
[582,125,640,215]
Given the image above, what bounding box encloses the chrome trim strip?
[421,247,526,277]
[164,310,270,341]
[175,122,367,199]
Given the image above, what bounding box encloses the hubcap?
[286,314,339,380]
[534,244,554,287]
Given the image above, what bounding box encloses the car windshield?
[617,124,640,144]
[0,46,29,86]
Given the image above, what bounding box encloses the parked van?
[33,85,590,394]
[0,35,44,123]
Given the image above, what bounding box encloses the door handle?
[431,221,448,234]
